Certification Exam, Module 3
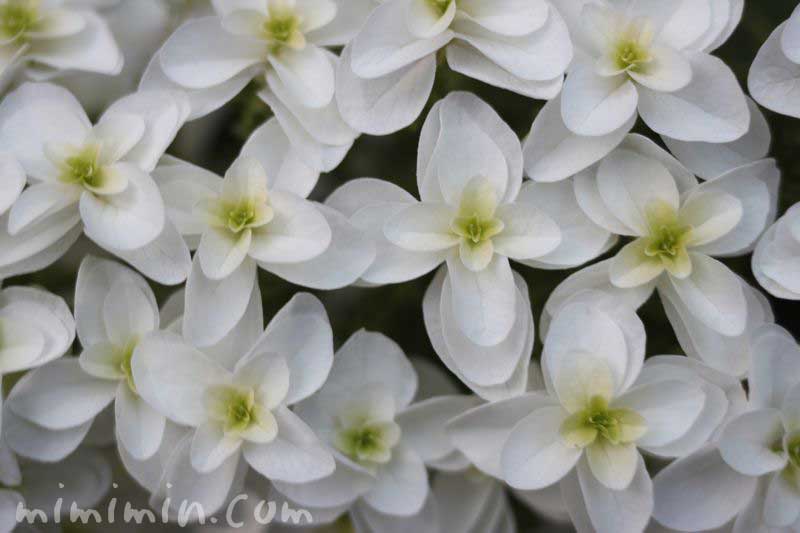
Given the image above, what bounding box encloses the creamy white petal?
[561,66,638,137]
[718,409,788,476]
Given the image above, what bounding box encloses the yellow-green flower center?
[215,387,258,433]
[644,202,692,261]
[429,0,453,16]
[59,144,103,189]
[262,2,305,53]
[788,436,800,469]
[614,40,651,72]
[451,214,505,247]
[226,204,257,234]
[334,419,400,467]
[0,0,38,41]
[560,395,647,448]
[118,340,138,395]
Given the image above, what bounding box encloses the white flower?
[328,92,610,357]
[447,291,734,533]
[5,257,171,461]
[336,0,572,135]
[556,0,749,142]
[143,0,366,172]
[654,325,800,532]
[156,120,374,346]
[749,4,800,119]
[130,292,337,518]
[0,0,123,89]
[753,203,800,301]
[0,83,191,284]
[273,329,478,520]
[573,137,778,337]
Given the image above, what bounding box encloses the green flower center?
[334,419,400,467]
[788,436,800,469]
[0,0,38,41]
[645,223,691,259]
[429,0,453,16]
[222,388,257,433]
[560,395,647,448]
[118,340,138,395]
[59,145,103,189]
[265,16,298,43]
[226,204,257,234]
[451,214,505,246]
[614,40,651,72]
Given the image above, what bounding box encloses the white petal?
[664,253,747,336]
[457,0,549,36]
[445,254,516,347]
[272,452,373,509]
[764,468,800,527]
[397,395,481,463]
[585,440,638,490]
[132,331,230,426]
[653,446,758,532]
[749,21,800,119]
[115,383,166,461]
[247,293,332,405]
[748,324,800,410]
[91,113,146,165]
[718,409,788,476]
[322,329,418,410]
[613,380,706,448]
[406,0,456,39]
[7,358,117,430]
[306,0,374,46]
[197,227,251,280]
[107,219,192,286]
[74,255,157,347]
[782,6,800,63]
[159,16,263,89]
[561,66,638,136]
[445,41,563,99]
[79,164,165,251]
[243,407,334,483]
[680,190,743,247]
[575,454,653,533]
[336,43,436,136]
[267,44,335,109]
[184,256,257,348]
[502,405,581,490]
[597,148,680,235]
[0,317,44,375]
[191,422,243,473]
[638,53,749,143]
[493,203,562,260]
[362,445,428,516]
[239,117,320,198]
[384,203,459,252]
[523,93,632,183]
[3,409,92,462]
[0,153,25,216]
[200,281,264,370]
[452,6,572,81]
[662,97,771,180]
[27,12,123,75]
[690,159,778,257]
[249,192,331,264]
[350,0,452,79]
[628,45,692,92]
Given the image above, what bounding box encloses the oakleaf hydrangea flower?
[274,329,478,521]
[0,83,191,284]
[571,137,778,337]
[328,92,610,359]
[0,0,123,89]
[155,119,374,346]
[130,292,337,518]
[653,325,800,532]
[754,202,800,301]
[750,3,800,119]
[5,257,171,462]
[554,0,749,142]
[448,291,736,533]
[336,0,572,135]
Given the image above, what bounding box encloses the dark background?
[8,1,800,531]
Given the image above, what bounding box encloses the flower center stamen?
[118,340,138,395]
[59,144,103,189]
[334,418,401,467]
[451,213,505,247]
[429,0,453,16]
[560,395,647,449]
[0,0,38,41]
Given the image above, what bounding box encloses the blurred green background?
[8,1,800,531]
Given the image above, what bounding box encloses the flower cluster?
[0,1,799,533]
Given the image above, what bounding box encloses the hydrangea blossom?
[129,291,337,518]
[448,291,741,533]
[0,0,123,90]
[155,119,375,346]
[553,0,749,142]
[337,0,573,135]
[0,83,191,284]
